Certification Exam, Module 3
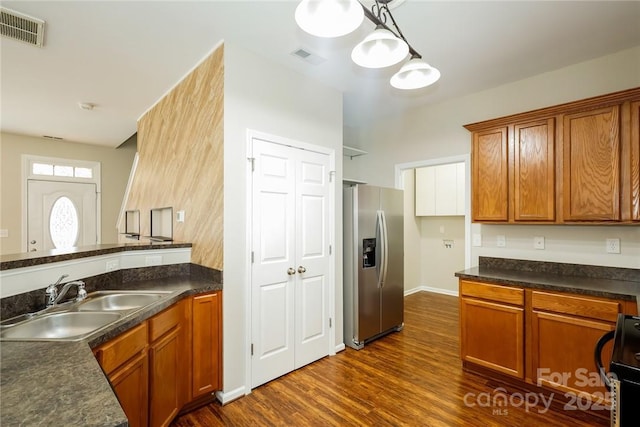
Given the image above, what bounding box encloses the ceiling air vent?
[1,7,45,47]
[291,48,326,65]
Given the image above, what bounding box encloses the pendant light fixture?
[295,0,364,38]
[351,25,408,68]
[295,0,440,90]
[390,56,441,90]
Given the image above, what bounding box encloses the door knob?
[287,268,296,275]
[30,248,37,252]
[297,266,306,274]
[30,240,36,244]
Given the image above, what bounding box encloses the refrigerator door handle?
[376,210,384,287]
[377,210,389,287]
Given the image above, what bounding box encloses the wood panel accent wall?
[125,45,224,269]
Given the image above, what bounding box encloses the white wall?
[223,43,343,400]
[420,216,466,293]
[346,46,640,277]
[403,169,421,294]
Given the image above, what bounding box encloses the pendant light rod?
[360,0,421,59]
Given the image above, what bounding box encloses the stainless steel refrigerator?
[343,184,404,350]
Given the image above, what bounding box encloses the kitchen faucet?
[45,275,87,307]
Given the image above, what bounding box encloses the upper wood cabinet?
[630,101,640,221]
[465,87,640,224]
[563,106,620,221]
[472,127,508,221]
[514,118,556,221]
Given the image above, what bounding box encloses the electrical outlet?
[606,238,621,254]
[496,235,506,248]
[106,259,119,272]
[472,233,482,247]
[534,236,545,250]
[145,255,162,266]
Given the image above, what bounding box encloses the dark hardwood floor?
[172,292,607,426]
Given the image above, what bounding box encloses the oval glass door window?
[49,196,79,249]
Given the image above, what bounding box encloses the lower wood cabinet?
[148,303,184,427]
[529,290,622,400]
[192,292,222,398]
[93,291,222,427]
[459,279,637,404]
[109,350,149,427]
[459,280,524,379]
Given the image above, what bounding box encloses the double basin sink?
[0,291,172,341]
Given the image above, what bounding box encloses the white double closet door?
[251,137,331,388]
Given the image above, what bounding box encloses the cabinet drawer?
[149,303,180,342]
[531,291,621,322]
[96,322,147,375]
[460,280,524,306]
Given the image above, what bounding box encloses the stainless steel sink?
[77,291,170,312]
[0,311,122,341]
[0,290,174,342]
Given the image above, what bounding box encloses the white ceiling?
[2,1,639,148]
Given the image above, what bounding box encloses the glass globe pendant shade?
[351,26,409,68]
[390,57,441,89]
[295,0,364,38]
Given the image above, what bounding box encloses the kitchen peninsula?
[0,243,223,427]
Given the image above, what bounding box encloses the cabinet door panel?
[434,163,458,215]
[631,101,640,221]
[192,292,222,398]
[531,311,613,398]
[414,167,436,216]
[563,106,620,220]
[460,297,524,378]
[109,352,148,427]
[472,127,508,221]
[514,119,555,221]
[149,328,180,427]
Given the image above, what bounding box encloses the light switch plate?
[496,235,506,247]
[176,210,185,223]
[0,229,8,238]
[472,233,482,247]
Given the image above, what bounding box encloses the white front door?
[251,137,331,388]
[27,180,97,252]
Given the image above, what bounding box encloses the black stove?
[607,314,640,427]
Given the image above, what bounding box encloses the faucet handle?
[75,282,87,302]
[45,274,69,307]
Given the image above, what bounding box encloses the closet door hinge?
[329,318,332,328]
[248,157,255,172]
[329,170,336,183]
[251,251,254,263]
[251,343,254,356]
[329,245,332,255]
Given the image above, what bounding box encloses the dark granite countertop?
[455,257,640,306]
[0,242,192,271]
[456,266,640,301]
[0,276,222,427]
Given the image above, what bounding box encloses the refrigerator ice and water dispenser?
[362,238,376,268]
